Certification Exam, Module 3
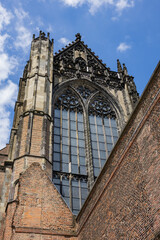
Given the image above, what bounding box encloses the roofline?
[54,38,108,70]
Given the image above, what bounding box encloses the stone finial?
[32,34,35,40]
[123,63,128,75]
[75,33,81,41]
[117,59,122,72]
[39,31,46,38]
[47,32,50,38]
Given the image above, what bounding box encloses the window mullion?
[95,115,101,170]
[102,117,109,160]
[60,106,62,171]
[76,110,80,174]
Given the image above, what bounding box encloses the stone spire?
[117,59,122,72]
[75,33,81,41]
[123,63,128,75]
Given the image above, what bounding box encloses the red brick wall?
[77,64,160,239]
[3,202,17,240]
[4,163,77,239]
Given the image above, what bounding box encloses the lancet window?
[88,96,118,177]
[53,86,119,214]
[53,89,88,215]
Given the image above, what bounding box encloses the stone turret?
[9,31,54,195]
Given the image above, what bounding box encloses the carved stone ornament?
[75,43,84,52]
[89,96,116,118]
[62,49,74,68]
[53,38,107,78]
[55,89,83,112]
[127,76,139,103]
[75,57,86,71]
[87,54,105,75]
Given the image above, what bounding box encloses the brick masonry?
[3,163,77,240]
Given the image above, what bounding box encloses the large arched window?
[53,85,119,214]
[53,89,88,215]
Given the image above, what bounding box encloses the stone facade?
[0,32,159,239]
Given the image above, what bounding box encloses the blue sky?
[0,0,160,148]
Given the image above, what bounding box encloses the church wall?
[0,145,12,236]
[2,163,77,240]
[77,63,160,239]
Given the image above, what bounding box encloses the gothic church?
[0,32,159,240]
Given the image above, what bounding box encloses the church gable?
[13,163,76,235]
[53,33,109,84]
[53,33,139,106]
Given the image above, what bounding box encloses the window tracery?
[89,96,116,118]
[77,85,93,99]
[55,89,83,112]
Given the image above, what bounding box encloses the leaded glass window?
[53,87,119,215]
[89,96,118,178]
[53,89,88,214]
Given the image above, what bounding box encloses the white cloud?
[14,25,32,50]
[14,8,32,51]
[116,0,134,11]
[59,37,70,45]
[0,34,9,52]
[0,3,13,31]
[0,81,18,149]
[61,0,85,7]
[117,42,131,52]
[60,0,135,14]
[0,53,18,83]
[14,7,28,21]
[88,0,114,14]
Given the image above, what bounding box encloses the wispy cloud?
[117,42,131,52]
[0,3,19,149]
[60,0,135,15]
[116,0,134,12]
[59,37,70,45]
[0,53,18,83]
[61,0,85,7]
[14,25,32,51]
[14,7,32,52]
[0,3,13,31]
[0,34,9,52]
[0,81,18,149]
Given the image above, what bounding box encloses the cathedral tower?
[4,32,54,204]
